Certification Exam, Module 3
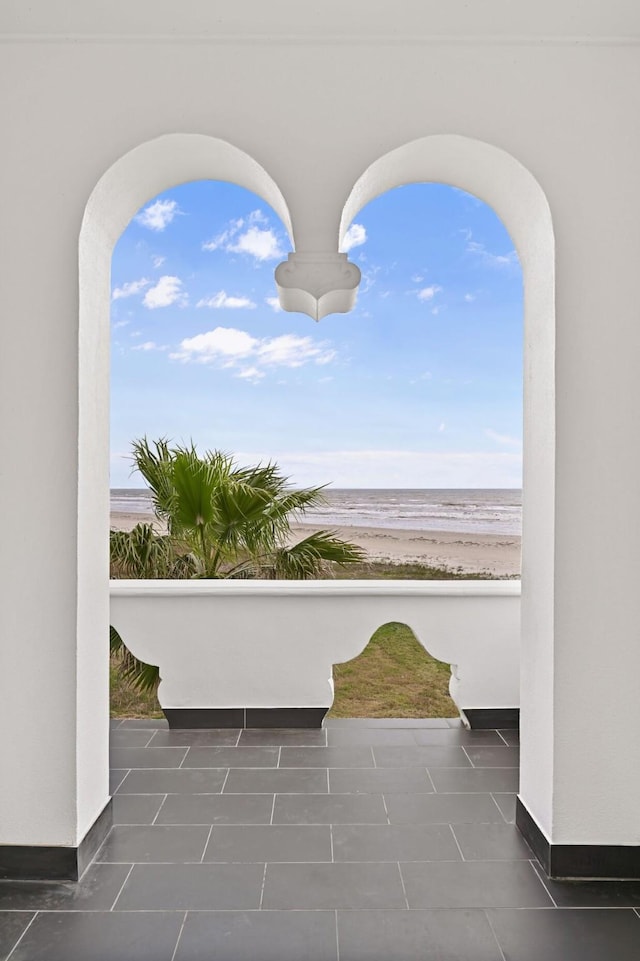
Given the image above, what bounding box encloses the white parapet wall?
[110,580,521,720]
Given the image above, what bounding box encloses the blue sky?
[110,181,522,489]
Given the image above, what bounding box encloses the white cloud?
[236,366,265,382]
[132,341,160,351]
[171,327,258,364]
[360,265,380,294]
[417,285,442,302]
[202,217,245,252]
[484,428,522,448]
[257,334,335,368]
[203,211,286,263]
[197,291,257,310]
[265,296,282,312]
[112,278,150,301]
[465,232,519,268]
[464,293,475,302]
[152,255,166,268]
[170,326,337,374]
[438,423,446,432]
[143,276,185,309]
[411,274,425,283]
[233,449,522,489]
[136,199,180,232]
[228,226,284,262]
[112,319,130,329]
[340,223,367,253]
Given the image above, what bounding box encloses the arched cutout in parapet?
[109,624,162,720]
[329,621,455,719]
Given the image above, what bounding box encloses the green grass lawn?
[110,621,456,720]
[328,622,456,718]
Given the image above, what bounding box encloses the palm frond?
[110,625,160,692]
[130,437,178,529]
[110,524,177,578]
[260,529,366,579]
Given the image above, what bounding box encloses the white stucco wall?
[1,1,640,850]
[110,581,521,714]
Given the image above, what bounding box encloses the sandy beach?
[111,511,520,577]
[293,523,519,577]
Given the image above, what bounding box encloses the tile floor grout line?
[334,907,340,961]
[448,823,466,861]
[483,908,508,961]
[4,911,38,961]
[112,769,131,794]
[109,863,135,911]
[152,794,169,825]
[490,792,510,824]
[277,746,282,769]
[143,731,156,747]
[220,768,231,794]
[269,793,277,825]
[371,747,377,769]
[329,823,335,863]
[529,858,559,907]
[169,910,188,961]
[397,861,411,910]
[381,792,391,826]
[258,861,268,909]
[496,730,509,747]
[488,792,509,821]
[425,767,438,793]
[200,824,214,862]
[461,745,475,768]
[178,747,189,769]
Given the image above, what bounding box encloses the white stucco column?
[0,195,111,877]
[517,172,640,877]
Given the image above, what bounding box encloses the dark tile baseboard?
[0,797,112,882]
[163,707,329,729]
[462,708,519,730]
[516,797,640,879]
[163,708,244,729]
[246,708,328,728]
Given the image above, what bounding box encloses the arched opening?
[330,621,455,719]
[78,136,297,726]
[84,133,553,739]
[80,134,293,604]
[339,135,555,741]
[107,170,526,722]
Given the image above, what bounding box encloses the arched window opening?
[108,178,523,719]
[326,181,523,582]
[110,180,523,584]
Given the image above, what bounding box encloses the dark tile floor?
[1,717,639,960]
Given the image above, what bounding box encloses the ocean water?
[111,488,522,537]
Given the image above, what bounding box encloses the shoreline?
[110,511,521,577]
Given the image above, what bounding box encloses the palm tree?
[110,438,365,688]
